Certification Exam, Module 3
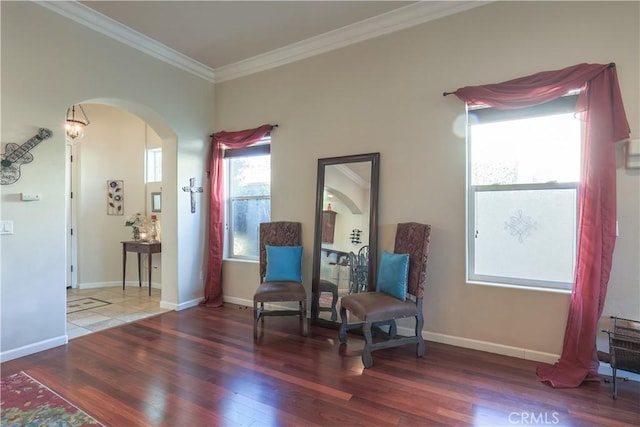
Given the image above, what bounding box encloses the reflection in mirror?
[151,192,162,212]
[312,153,379,326]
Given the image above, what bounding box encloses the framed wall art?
[107,179,124,215]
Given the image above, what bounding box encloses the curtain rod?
[210,124,278,137]
[442,63,616,97]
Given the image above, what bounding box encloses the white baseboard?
[78,281,161,290]
[391,326,561,364]
[223,296,303,312]
[160,297,203,311]
[79,281,190,310]
[0,335,68,363]
[224,296,561,364]
[77,281,120,289]
[224,296,252,307]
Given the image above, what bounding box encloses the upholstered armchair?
[253,222,308,339]
[339,222,431,368]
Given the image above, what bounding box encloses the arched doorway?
[65,101,178,337]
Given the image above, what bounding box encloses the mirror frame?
[151,192,162,212]
[311,152,380,327]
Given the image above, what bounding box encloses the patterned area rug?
[67,297,111,314]
[1,371,104,426]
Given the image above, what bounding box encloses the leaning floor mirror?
[311,152,380,327]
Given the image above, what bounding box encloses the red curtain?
[452,63,630,388]
[203,124,274,307]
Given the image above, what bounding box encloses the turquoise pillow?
[376,251,410,301]
[264,245,303,283]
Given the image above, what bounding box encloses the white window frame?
[466,95,580,291]
[224,138,271,260]
[146,147,162,183]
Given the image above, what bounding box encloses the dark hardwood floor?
[2,304,639,426]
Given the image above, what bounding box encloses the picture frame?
[151,192,162,212]
[107,180,124,215]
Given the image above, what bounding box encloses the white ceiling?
[80,1,415,69]
[43,1,485,82]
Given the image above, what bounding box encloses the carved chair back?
[259,222,302,282]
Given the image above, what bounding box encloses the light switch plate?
[0,220,14,235]
[21,193,40,201]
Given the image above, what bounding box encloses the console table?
[121,241,161,296]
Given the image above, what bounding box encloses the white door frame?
[66,141,78,288]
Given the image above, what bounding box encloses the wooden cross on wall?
[182,178,203,213]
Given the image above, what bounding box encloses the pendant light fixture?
[65,104,90,142]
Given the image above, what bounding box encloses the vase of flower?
[125,213,146,241]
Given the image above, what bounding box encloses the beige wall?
[216,1,640,359]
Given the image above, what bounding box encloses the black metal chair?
[317,279,339,321]
[348,250,369,294]
[602,316,640,398]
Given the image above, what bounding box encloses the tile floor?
[66,286,170,339]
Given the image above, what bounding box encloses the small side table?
[121,241,161,296]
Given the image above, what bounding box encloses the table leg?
[122,245,126,291]
[137,253,142,287]
[148,253,153,296]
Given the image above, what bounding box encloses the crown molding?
[215,1,489,82]
[36,1,216,83]
[36,1,489,85]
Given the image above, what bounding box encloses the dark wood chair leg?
[339,306,348,344]
[416,312,425,357]
[311,292,318,319]
[330,289,338,322]
[389,320,397,337]
[300,300,308,337]
[362,321,374,368]
[253,300,258,339]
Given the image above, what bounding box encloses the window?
[146,148,162,183]
[467,95,581,290]
[225,140,271,259]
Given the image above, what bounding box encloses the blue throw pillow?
[264,245,303,283]
[376,251,410,301]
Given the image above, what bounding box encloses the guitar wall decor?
[1,128,53,185]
